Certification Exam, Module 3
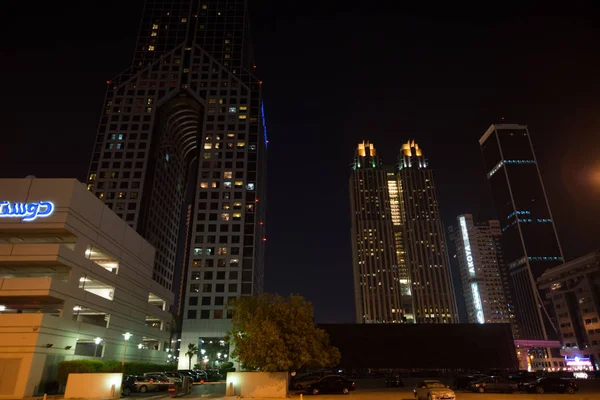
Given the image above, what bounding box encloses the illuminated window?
[89,173,97,181]
[230,259,239,267]
[147,98,153,105]
[224,182,232,189]
[204,143,213,150]
[246,183,255,191]
[87,184,93,191]
[227,133,235,138]
[233,202,242,209]
[236,142,245,148]
[152,24,159,29]
[220,213,230,221]
[181,18,187,22]
[148,45,155,51]
[239,106,247,111]
[222,203,231,210]
[202,4,207,9]
[224,171,233,179]
[151,32,157,37]
[246,204,254,212]
[203,153,212,159]
[200,182,208,188]
[234,181,243,188]
[208,98,217,104]
[229,107,237,113]
[224,54,231,59]
[238,115,247,120]
[146,107,152,113]
[211,182,219,188]
[118,192,126,199]
[232,213,242,220]
[218,247,228,256]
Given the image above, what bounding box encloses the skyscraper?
[349,140,457,324]
[397,141,458,323]
[350,141,404,323]
[449,215,516,333]
[480,124,563,341]
[85,0,266,366]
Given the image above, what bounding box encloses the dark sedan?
[523,377,578,394]
[307,375,356,395]
[469,376,517,393]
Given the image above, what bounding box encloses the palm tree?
[185,343,199,369]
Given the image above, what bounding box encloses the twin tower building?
[350,125,563,343]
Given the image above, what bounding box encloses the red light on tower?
[255,199,259,203]
[253,65,257,69]
[262,238,267,242]
[106,80,111,84]
[259,221,263,225]
[259,81,263,85]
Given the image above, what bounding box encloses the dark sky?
[1,1,599,323]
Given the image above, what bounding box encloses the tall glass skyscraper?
[480,124,563,341]
[85,0,266,367]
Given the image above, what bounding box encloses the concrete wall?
[225,372,288,398]
[64,373,122,399]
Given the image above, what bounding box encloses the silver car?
[414,380,456,400]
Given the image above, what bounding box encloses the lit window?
[202,4,207,9]
[229,107,237,113]
[181,18,187,22]
[147,98,153,105]
[152,24,159,29]
[218,247,228,256]
[236,142,245,148]
[227,133,235,138]
[222,203,231,210]
[238,115,247,120]
[208,98,217,104]
[233,202,242,209]
[151,32,157,37]
[87,184,93,191]
[246,204,254,212]
[146,107,152,113]
[200,182,209,188]
[118,192,126,199]
[193,248,203,256]
[232,213,242,220]
[203,153,212,159]
[220,213,230,221]
[234,181,243,188]
[89,173,97,181]
[224,54,231,59]
[224,182,232,189]
[204,143,213,150]
[148,45,155,51]
[246,183,255,191]
[224,171,233,179]
[211,182,219,188]
[239,106,247,111]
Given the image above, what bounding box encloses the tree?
[227,294,341,372]
[185,343,199,369]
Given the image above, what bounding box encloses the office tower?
[350,141,405,323]
[85,0,266,365]
[480,124,563,341]
[397,141,458,323]
[449,215,516,332]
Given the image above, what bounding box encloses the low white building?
[0,178,174,399]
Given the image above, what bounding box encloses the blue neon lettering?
[0,201,54,221]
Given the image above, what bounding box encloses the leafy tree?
[185,342,199,369]
[227,294,341,372]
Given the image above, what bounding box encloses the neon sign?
[0,201,54,221]
[459,216,475,276]
[566,356,592,367]
[471,282,485,324]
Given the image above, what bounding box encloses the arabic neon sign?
[0,201,54,221]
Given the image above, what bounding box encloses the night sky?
[1,2,598,323]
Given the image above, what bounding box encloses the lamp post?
[122,332,132,373]
[94,337,103,359]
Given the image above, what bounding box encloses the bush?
[56,360,177,385]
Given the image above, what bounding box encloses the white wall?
[64,373,122,399]
[225,372,288,398]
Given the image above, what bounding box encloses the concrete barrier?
[64,373,122,399]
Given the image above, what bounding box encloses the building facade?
[397,141,458,323]
[449,215,515,331]
[350,141,404,323]
[349,140,456,324]
[0,179,173,399]
[83,0,266,367]
[539,251,600,371]
[480,124,563,341]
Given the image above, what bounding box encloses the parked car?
[469,376,517,393]
[453,374,487,390]
[143,373,173,386]
[293,373,325,390]
[122,375,136,396]
[385,374,405,387]
[134,376,159,393]
[523,377,578,394]
[178,369,206,382]
[414,380,456,400]
[307,375,356,395]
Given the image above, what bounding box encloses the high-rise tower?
[85,0,266,366]
[449,215,515,332]
[397,141,458,323]
[350,141,405,323]
[480,124,563,340]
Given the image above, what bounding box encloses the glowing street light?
[122,332,132,372]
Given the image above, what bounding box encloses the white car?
[414,380,456,400]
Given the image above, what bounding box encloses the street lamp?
[122,332,132,373]
[137,343,143,350]
[201,349,206,355]
[94,337,103,358]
